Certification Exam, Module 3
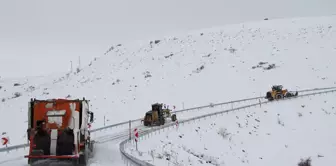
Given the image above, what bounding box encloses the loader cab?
[152,103,163,112]
[152,103,163,117]
[272,85,283,92]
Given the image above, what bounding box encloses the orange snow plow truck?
[24,98,94,166]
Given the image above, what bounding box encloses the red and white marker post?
[1,132,9,148]
[134,128,139,150]
[1,137,9,147]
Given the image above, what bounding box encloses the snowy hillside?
[126,92,336,166]
[1,15,336,146]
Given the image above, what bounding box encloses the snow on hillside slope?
[126,92,336,166]
[0,72,68,100]
[1,15,336,145]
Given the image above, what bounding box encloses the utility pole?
[78,56,81,69]
[129,120,131,140]
[70,61,73,73]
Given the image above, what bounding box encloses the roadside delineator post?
[1,137,9,147]
[129,120,131,141]
[134,128,138,151]
[1,132,9,152]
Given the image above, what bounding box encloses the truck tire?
[78,151,88,166]
[266,92,272,99]
[171,114,177,122]
[275,93,283,99]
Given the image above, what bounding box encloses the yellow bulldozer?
[265,85,298,101]
[142,103,177,126]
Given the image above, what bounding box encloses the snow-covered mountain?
[0,15,335,147]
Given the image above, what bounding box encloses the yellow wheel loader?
[143,103,177,126]
[265,85,298,101]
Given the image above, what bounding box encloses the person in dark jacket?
[33,120,51,155]
[56,127,74,155]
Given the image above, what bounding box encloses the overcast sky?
[0,0,335,78]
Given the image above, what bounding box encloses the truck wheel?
[285,92,292,98]
[171,114,177,122]
[275,94,283,99]
[28,158,38,165]
[160,118,165,125]
[266,92,272,99]
[78,152,87,166]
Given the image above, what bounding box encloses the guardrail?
[120,88,336,166]
[120,139,155,166]
[1,86,336,153]
[0,143,28,153]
